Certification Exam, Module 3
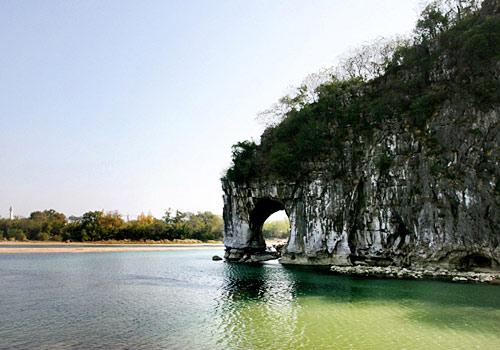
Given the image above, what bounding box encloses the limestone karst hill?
[222,0,500,270]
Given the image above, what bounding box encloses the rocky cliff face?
[223,104,499,270]
[222,0,500,270]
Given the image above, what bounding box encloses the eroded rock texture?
[223,105,500,270]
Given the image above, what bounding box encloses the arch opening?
[248,198,289,251]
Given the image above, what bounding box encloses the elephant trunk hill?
[222,0,500,272]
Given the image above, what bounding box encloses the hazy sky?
[0,0,421,218]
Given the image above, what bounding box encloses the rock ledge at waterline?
[330,265,500,284]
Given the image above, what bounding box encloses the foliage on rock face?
[0,209,223,242]
[225,141,258,183]
[225,0,500,183]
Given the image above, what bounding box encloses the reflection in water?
[214,262,500,350]
[215,262,301,349]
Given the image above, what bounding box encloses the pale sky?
[0,0,421,218]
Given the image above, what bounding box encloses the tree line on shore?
[0,209,224,242]
[0,209,292,242]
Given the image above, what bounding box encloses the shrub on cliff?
[225,140,259,183]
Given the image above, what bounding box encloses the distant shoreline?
[0,240,224,254]
[0,239,288,254]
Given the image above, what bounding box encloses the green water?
[218,263,500,350]
[0,249,499,349]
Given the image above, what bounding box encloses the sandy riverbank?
[0,240,224,254]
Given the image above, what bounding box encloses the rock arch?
[221,179,352,265]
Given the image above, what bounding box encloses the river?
[0,248,499,349]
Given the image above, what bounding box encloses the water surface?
[0,250,499,349]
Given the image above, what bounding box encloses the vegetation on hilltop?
[0,209,223,242]
[225,0,500,183]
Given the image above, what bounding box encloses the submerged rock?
[212,255,223,261]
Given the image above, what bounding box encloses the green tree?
[28,209,67,239]
[7,228,27,241]
[416,1,450,40]
[79,211,105,241]
[36,232,50,241]
[186,212,223,241]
